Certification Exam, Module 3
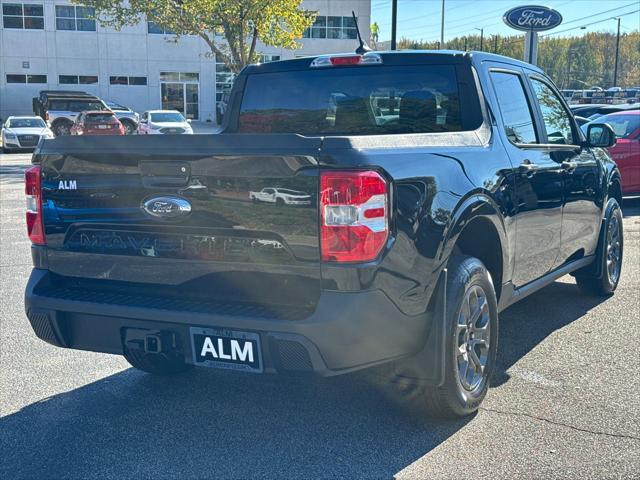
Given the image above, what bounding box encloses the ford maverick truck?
[24,51,623,417]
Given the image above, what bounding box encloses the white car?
[1,116,54,153]
[249,188,311,206]
[137,110,193,135]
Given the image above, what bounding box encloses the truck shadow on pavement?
[0,359,469,478]
[494,279,610,387]
[0,279,612,479]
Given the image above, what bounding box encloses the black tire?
[275,198,285,207]
[52,121,72,137]
[121,120,136,135]
[575,198,623,296]
[124,348,192,375]
[422,255,499,418]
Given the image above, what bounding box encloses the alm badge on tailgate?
[190,327,263,373]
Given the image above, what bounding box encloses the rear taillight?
[320,170,388,263]
[25,165,45,245]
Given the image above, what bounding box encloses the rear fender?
[439,193,510,288]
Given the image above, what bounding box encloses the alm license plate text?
[190,327,262,373]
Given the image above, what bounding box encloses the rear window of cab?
[238,65,469,136]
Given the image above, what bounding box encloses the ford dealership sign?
[503,5,563,32]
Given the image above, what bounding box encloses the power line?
[541,9,639,37]
[552,2,638,27]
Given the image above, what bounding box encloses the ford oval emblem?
[142,196,191,220]
[503,5,563,32]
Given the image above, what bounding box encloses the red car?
[70,111,125,136]
[586,110,640,196]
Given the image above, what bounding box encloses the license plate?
[98,125,107,129]
[190,327,262,373]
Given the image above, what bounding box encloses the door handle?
[561,160,578,172]
[518,160,538,173]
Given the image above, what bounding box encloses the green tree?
[397,31,639,88]
[76,0,315,73]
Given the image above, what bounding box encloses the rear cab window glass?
[238,65,467,135]
[489,71,537,145]
[530,78,575,145]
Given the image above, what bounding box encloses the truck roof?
[244,50,544,75]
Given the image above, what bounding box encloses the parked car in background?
[249,187,312,205]
[70,111,125,136]
[583,110,640,196]
[105,101,140,135]
[1,116,53,153]
[574,115,591,127]
[33,90,109,136]
[570,103,636,120]
[138,110,193,135]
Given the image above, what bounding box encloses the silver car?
[2,116,54,153]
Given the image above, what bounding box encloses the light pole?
[475,28,484,51]
[440,0,445,50]
[391,0,398,50]
[613,17,621,87]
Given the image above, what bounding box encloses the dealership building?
[0,0,371,122]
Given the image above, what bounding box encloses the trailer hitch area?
[123,328,180,358]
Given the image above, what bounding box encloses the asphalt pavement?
[1,152,639,479]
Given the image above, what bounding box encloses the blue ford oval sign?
[503,5,563,32]
[142,196,191,220]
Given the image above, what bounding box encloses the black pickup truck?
[24,51,623,418]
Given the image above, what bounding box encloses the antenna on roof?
[352,11,372,55]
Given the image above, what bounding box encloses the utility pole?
[493,35,498,53]
[391,0,398,50]
[475,28,483,51]
[613,17,621,87]
[440,0,445,49]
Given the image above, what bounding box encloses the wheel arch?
[439,193,509,301]
[608,171,623,206]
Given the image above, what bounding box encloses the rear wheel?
[124,348,192,375]
[575,198,623,296]
[422,255,499,418]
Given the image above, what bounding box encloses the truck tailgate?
[35,135,322,309]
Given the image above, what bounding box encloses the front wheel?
[575,198,623,296]
[422,255,499,418]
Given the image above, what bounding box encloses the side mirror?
[586,123,616,148]
[187,119,192,123]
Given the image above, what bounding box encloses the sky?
[370,0,640,42]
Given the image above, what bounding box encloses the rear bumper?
[25,268,431,376]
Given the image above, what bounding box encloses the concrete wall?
[0,0,371,122]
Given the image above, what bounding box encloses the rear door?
[487,67,564,287]
[38,134,322,309]
[525,73,601,265]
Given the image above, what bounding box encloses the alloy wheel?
[456,284,491,392]
[606,214,622,285]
